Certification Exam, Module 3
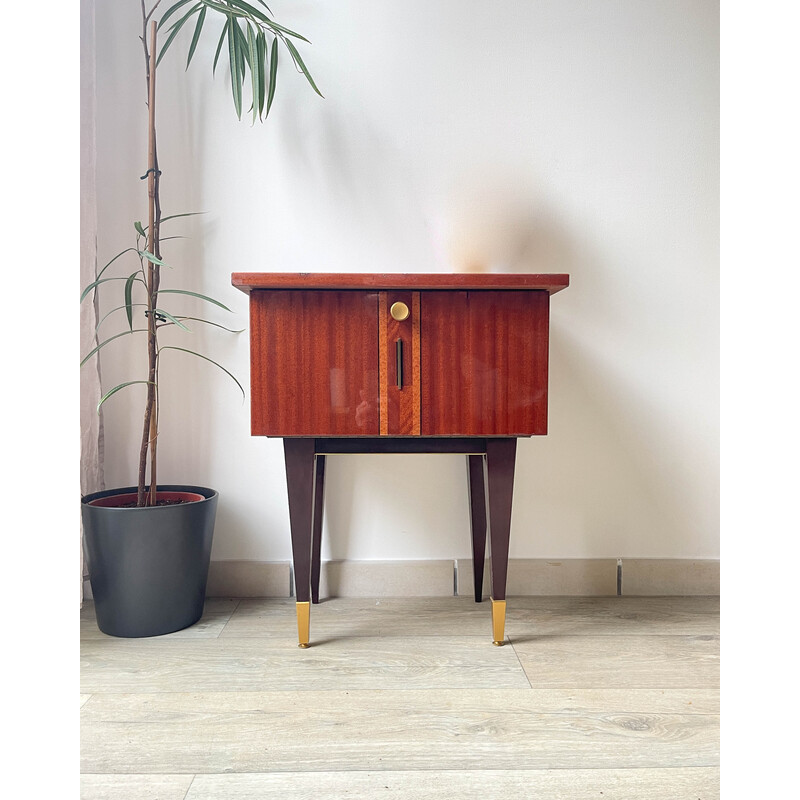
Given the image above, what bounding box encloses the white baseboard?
[206,561,292,598]
[82,557,719,600]
[316,560,455,599]
[457,558,619,597]
[620,559,719,596]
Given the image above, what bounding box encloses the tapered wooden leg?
[284,438,316,647]
[466,454,488,602]
[311,454,326,604]
[486,438,517,645]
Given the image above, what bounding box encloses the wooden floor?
[80,595,720,799]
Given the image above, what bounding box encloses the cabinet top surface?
[231,272,569,294]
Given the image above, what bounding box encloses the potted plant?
[80,0,321,637]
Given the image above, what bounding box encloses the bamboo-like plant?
[81,0,322,506]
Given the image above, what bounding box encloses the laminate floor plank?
[80,636,530,694]
[513,634,719,688]
[80,689,718,774]
[80,774,195,800]
[507,596,719,636]
[80,597,720,791]
[182,767,720,800]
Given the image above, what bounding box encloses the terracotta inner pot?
[87,491,205,508]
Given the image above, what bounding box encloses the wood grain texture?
[81,689,718,774]
[81,597,718,789]
[233,272,570,294]
[80,774,194,800]
[378,292,389,435]
[421,291,550,435]
[80,636,531,694]
[513,634,719,688]
[249,290,379,436]
[182,768,719,800]
[381,290,420,435]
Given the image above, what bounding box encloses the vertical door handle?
[396,339,404,389]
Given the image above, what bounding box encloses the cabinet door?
[421,290,550,436]
[249,290,380,436]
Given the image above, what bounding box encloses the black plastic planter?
[81,484,218,638]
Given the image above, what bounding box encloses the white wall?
[92,1,719,562]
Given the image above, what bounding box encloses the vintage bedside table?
[231,272,569,647]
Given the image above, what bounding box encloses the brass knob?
[390,301,410,321]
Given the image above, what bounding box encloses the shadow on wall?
[277,100,442,273]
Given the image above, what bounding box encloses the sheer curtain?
[80,0,104,604]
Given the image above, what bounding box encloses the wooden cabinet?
[233,273,569,648]
[244,278,562,438]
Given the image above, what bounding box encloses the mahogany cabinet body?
[232,273,569,645]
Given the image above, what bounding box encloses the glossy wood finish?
[485,438,517,604]
[283,439,316,604]
[421,291,550,435]
[379,291,421,435]
[310,454,326,605]
[233,272,569,294]
[466,455,488,603]
[249,291,379,436]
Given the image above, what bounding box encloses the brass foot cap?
[492,640,505,647]
[298,643,310,649]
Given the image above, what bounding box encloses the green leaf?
[158,0,195,29]
[138,250,169,267]
[256,29,267,118]
[186,5,207,68]
[223,0,272,25]
[283,37,323,97]
[157,289,233,311]
[134,221,146,236]
[161,211,206,223]
[124,272,138,330]
[159,346,245,399]
[97,381,154,412]
[266,35,278,116]
[233,16,250,73]
[246,22,259,122]
[170,316,246,333]
[213,16,228,75]
[228,19,243,118]
[225,0,309,42]
[259,15,311,44]
[81,275,142,304]
[154,308,191,330]
[201,0,250,21]
[81,330,147,367]
[157,3,202,66]
[94,247,138,283]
